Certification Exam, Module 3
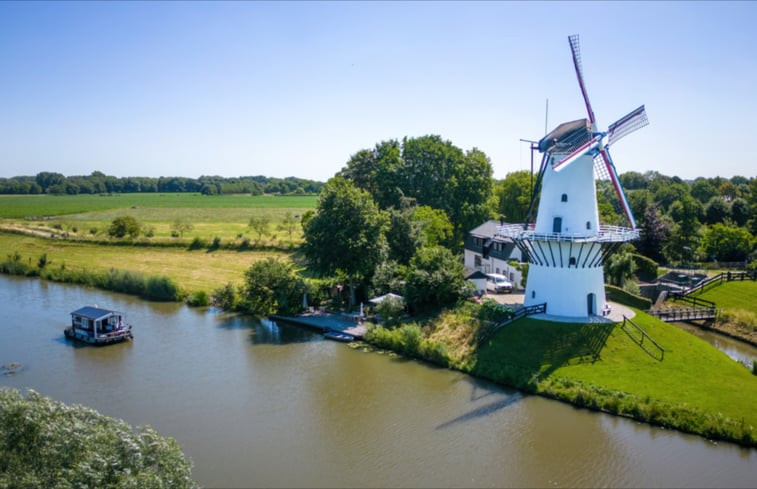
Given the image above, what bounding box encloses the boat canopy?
[70,307,123,322]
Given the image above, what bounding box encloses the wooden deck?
[269,311,367,339]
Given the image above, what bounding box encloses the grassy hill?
[676,279,757,344]
[469,312,756,446]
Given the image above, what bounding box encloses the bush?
[187,290,210,307]
[209,236,221,251]
[212,283,239,310]
[632,253,659,282]
[0,388,198,488]
[144,276,182,301]
[107,216,141,239]
[605,284,652,310]
[477,298,513,323]
[188,237,207,250]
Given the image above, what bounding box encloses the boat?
[64,306,133,345]
[323,331,354,342]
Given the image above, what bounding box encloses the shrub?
[0,388,198,488]
[107,216,141,239]
[374,296,405,326]
[212,283,239,310]
[144,276,182,301]
[477,298,513,323]
[605,284,652,310]
[188,237,207,250]
[187,291,210,307]
[632,253,659,282]
[399,323,423,354]
[209,236,221,251]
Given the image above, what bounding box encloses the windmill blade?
[598,148,636,229]
[553,135,601,172]
[568,34,596,125]
[607,105,648,146]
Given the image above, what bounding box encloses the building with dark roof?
[463,220,525,289]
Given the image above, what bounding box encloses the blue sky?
[1,1,755,182]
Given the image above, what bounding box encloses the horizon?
[1,1,756,182]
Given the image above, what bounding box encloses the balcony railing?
[497,223,639,243]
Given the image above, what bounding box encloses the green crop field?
[0,193,318,243]
[0,193,317,219]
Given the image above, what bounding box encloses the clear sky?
[1,1,755,182]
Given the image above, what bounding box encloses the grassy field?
[0,193,318,218]
[694,279,757,314]
[470,312,757,444]
[0,193,316,294]
[0,232,292,294]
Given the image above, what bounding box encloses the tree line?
[0,171,324,195]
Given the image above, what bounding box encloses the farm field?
[0,193,316,243]
[0,193,317,294]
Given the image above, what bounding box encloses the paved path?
[484,291,635,323]
[269,311,367,339]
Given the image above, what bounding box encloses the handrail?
[621,315,664,360]
[477,303,547,344]
[496,224,639,243]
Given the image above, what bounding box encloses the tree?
[705,197,730,225]
[635,204,671,263]
[107,216,141,238]
[605,250,636,287]
[700,223,753,262]
[404,245,472,311]
[0,388,198,488]
[242,258,308,315]
[730,197,750,227]
[248,215,271,243]
[413,205,453,248]
[277,211,299,245]
[690,177,718,204]
[302,177,389,306]
[171,218,194,238]
[495,170,533,224]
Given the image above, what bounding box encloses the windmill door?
[553,217,562,233]
[587,293,596,315]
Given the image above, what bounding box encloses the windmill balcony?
[497,223,639,243]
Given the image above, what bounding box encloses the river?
[1,276,755,488]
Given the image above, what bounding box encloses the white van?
[486,273,513,294]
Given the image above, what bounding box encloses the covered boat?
[64,306,133,345]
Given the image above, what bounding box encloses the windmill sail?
[568,34,596,126]
[608,105,648,146]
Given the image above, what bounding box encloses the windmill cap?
[538,118,592,153]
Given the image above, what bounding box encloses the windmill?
[499,34,648,318]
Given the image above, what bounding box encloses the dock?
[269,311,367,340]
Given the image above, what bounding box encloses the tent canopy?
[368,293,404,306]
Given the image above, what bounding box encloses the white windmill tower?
[499,35,648,318]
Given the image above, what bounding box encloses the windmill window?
[531,291,536,299]
[586,221,591,230]
[561,193,568,202]
[569,257,577,266]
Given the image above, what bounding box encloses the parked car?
[486,273,513,293]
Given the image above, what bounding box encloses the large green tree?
[404,245,472,312]
[700,223,753,262]
[339,135,494,249]
[302,177,389,306]
[242,258,308,315]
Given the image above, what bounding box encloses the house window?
[474,255,482,267]
[561,193,568,202]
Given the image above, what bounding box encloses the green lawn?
[471,312,757,444]
[694,279,757,314]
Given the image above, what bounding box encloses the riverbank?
[359,305,757,448]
